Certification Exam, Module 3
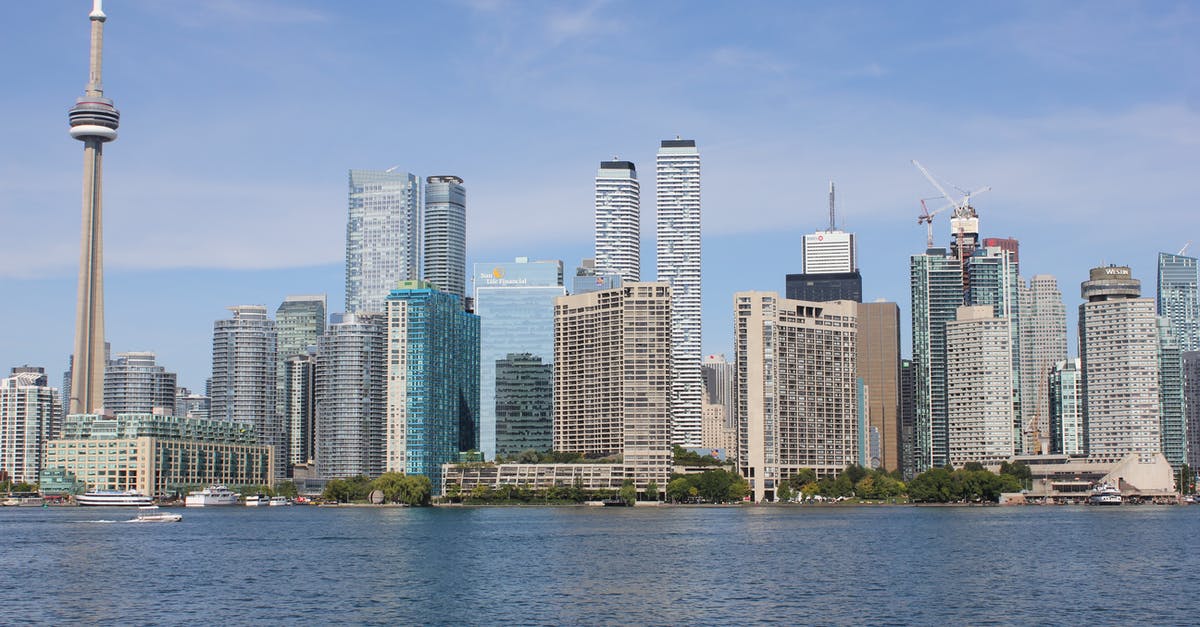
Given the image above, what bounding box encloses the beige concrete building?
[0,369,60,484]
[1018,275,1068,453]
[856,301,900,471]
[701,402,736,458]
[946,306,1016,468]
[442,463,628,494]
[735,292,858,502]
[43,413,274,496]
[550,283,673,490]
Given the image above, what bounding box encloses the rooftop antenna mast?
[828,181,836,231]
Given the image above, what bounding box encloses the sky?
[1,0,1198,390]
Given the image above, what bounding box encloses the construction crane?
[911,160,991,255]
[918,197,955,248]
[1180,241,1192,256]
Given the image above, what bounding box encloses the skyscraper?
[1078,266,1160,462]
[1158,317,1186,470]
[315,313,386,479]
[735,292,858,502]
[346,169,420,314]
[281,353,315,468]
[494,353,554,458]
[1183,352,1200,469]
[423,176,467,299]
[103,352,177,415]
[0,368,60,484]
[945,306,1015,467]
[909,250,963,472]
[701,354,735,429]
[385,281,480,493]
[594,160,640,282]
[211,306,280,477]
[1018,275,1068,453]
[899,358,916,479]
[554,283,674,489]
[68,1,120,415]
[1049,359,1084,455]
[473,258,564,459]
[1157,251,1200,351]
[786,184,862,302]
[656,138,702,448]
[857,301,901,472]
[275,295,326,470]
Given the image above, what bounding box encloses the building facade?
[385,281,480,494]
[315,313,386,479]
[103,352,177,415]
[945,306,1015,468]
[473,258,564,459]
[494,353,554,458]
[656,139,703,448]
[281,353,315,469]
[701,354,736,431]
[857,301,901,472]
[735,293,858,502]
[0,368,60,484]
[785,272,863,303]
[594,161,640,283]
[1049,359,1084,455]
[1183,352,1200,469]
[1018,275,1068,453]
[210,305,281,477]
[1158,317,1187,470]
[909,249,963,472]
[346,169,420,314]
[423,176,467,299]
[275,295,326,469]
[1157,252,1199,351]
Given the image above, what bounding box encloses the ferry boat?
[76,490,153,507]
[1089,482,1122,505]
[244,494,267,507]
[268,496,291,506]
[184,485,240,507]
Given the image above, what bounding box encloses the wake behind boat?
[76,490,153,507]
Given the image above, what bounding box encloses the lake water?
[1,504,1196,625]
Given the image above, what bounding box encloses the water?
[1,505,1196,625]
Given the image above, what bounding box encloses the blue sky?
[1,0,1197,390]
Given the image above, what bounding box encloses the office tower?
[385,281,480,492]
[1018,275,1068,453]
[701,354,735,428]
[899,359,916,478]
[945,306,1015,467]
[785,184,862,302]
[1158,317,1186,469]
[656,138,703,448]
[1049,359,1084,455]
[345,169,420,314]
[554,283,673,489]
[909,250,963,472]
[473,258,564,459]
[494,353,553,458]
[315,313,386,479]
[1079,266,1160,462]
[594,160,640,282]
[102,352,177,414]
[0,368,60,484]
[857,301,901,472]
[68,2,120,415]
[174,387,210,420]
[784,272,863,303]
[275,295,326,469]
[572,258,622,295]
[424,176,467,299]
[211,306,281,476]
[1158,252,1200,351]
[1184,352,1200,469]
[735,292,858,502]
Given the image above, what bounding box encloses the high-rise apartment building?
[103,352,177,415]
[1018,275,1067,453]
[735,293,858,502]
[1158,252,1199,351]
[909,249,963,472]
[346,169,420,314]
[315,313,386,479]
[945,306,1015,467]
[1079,266,1160,463]
[1183,352,1200,469]
[554,283,673,489]
[211,305,281,477]
[594,161,640,282]
[1158,317,1187,470]
[275,295,325,469]
[857,301,901,472]
[424,176,467,299]
[473,258,564,459]
[0,368,60,484]
[656,139,702,448]
[1049,359,1084,455]
[900,359,916,479]
[494,353,554,458]
[385,281,480,493]
[174,387,210,420]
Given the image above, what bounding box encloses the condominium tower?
[315,313,386,479]
[346,169,420,314]
[1157,252,1199,351]
[656,139,703,448]
[1049,359,1084,455]
[594,161,641,282]
[1158,317,1186,469]
[211,306,281,477]
[275,295,325,469]
[423,176,467,299]
[0,368,60,484]
[945,306,1015,467]
[1018,275,1067,453]
[103,352,177,415]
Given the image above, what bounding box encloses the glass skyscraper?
[346,169,420,314]
[423,176,467,299]
[494,353,554,458]
[1157,252,1199,351]
[473,258,564,459]
[909,250,963,472]
[385,281,480,493]
[275,295,325,469]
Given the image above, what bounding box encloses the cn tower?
[68,0,120,415]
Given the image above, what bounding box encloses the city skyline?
[2,2,1198,390]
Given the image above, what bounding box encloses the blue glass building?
[385,281,480,493]
[472,258,565,459]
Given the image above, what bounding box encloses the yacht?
[268,496,291,507]
[76,490,153,507]
[1089,482,1122,505]
[184,485,240,507]
[244,494,267,507]
[3,492,44,507]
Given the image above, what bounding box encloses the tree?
[274,481,298,498]
[372,472,408,503]
[666,477,691,503]
[787,468,817,490]
[398,475,433,506]
[776,482,794,503]
[644,480,659,502]
[618,480,637,506]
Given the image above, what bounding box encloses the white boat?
[244,494,267,507]
[268,496,291,506]
[184,485,240,507]
[3,493,44,507]
[130,511,182,523]
[76,490,153,507]
[1089,482,1122,505]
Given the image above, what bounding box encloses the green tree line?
[322,473,433,506]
